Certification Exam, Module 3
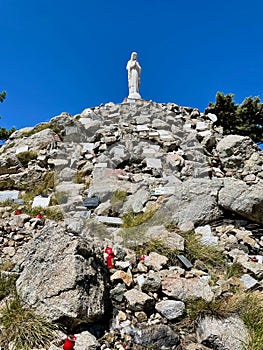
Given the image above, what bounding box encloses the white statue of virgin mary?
[126,52,141,99]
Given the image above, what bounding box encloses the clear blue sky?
[1,0,263,130]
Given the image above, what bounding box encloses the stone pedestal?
[128,92,141,100]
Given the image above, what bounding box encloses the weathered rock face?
[1,100,263,225]
[16,222,109,324]
[197,315,249,350]
[1,100,263,350]
[161,274,214,301]
[0,155,22,175]
[131,324,180,348]
[216,135,258,170]
[155,300,185,320]
[74,331,99,350]
[167,178,224,225]
[124,289,154,311]
[218,178,263,224]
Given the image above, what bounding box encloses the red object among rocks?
[105,246,113,255]
[63,335,76,350]
[15,209,21,215]
[250,256,258,262]
[36,213,42,219]
[105,247,115,268]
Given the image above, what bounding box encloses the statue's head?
[131,52,137,60]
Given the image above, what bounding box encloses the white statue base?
[128,92,141,99]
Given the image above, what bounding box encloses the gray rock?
[56,182,84,202]
[195,224,219,246]
[65,218,85,234]
[167,178,224,226]
[15,145,29,154]
[243,152,263,173]
[218,178,263,224]
[16,223,108,323]
[197,315,249,350]
[141,272,161,293]
[146,158,162,169]
[82,120,102,136]
[97,216,123,225]
[2,246,16,257]
[110,283,127,302]
[162,274,214,301]
[133,324,180,348]
[206,113,218,122]
[243,173,257,183]
[57,167,77,182]
[179,221,195,233]
[0,155,22,175]
[145,225,185,251]
[124,289,154,311]
[22,128,61,151]
[144,252,168,271]
[155,300,185,320]
[152,119,169,129]
[32,196,51,208]
[75,331,99,350]
[121,188,150,214]
[216,135,257,170]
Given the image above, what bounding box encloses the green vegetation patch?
[122,209,156,228]
[0,294,57,350]
[0,259,15,272]
[29,206,64,221]
[0,128,16,142]
[131,239,178,265]
[186,297,236,322]
[185,292,263,350]
[21,171,55,199]
[225,262,244,279]
[182,230,226,271]
[111,190,127,212]
[0,273,17,301]
[16,151,38,167]
[240,292,263,350]
[20,123,61,138]
[207,92,263,142]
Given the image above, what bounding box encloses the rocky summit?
[0,99,263,350]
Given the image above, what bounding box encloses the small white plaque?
[146,158,162,169]
[16,146,29,154]
[97,216,123,225]
[32,196,50,208]
[0,190,19,202]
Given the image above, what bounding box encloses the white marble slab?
[79,118,92,126]
[151,187,176,195]
[0,190,19,202]
[196,121,208,131]
[32,196,50,208]
[94,162,108,168]
[239,274,258,289]
[81,143,95,152]
[97,216,123,225]
[137,125,149,131]
[15,146,29,154]
[146,158,162,169]
[149,131,160,137]
[207,113,218,122]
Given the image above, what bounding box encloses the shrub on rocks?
[0,295,57,350]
